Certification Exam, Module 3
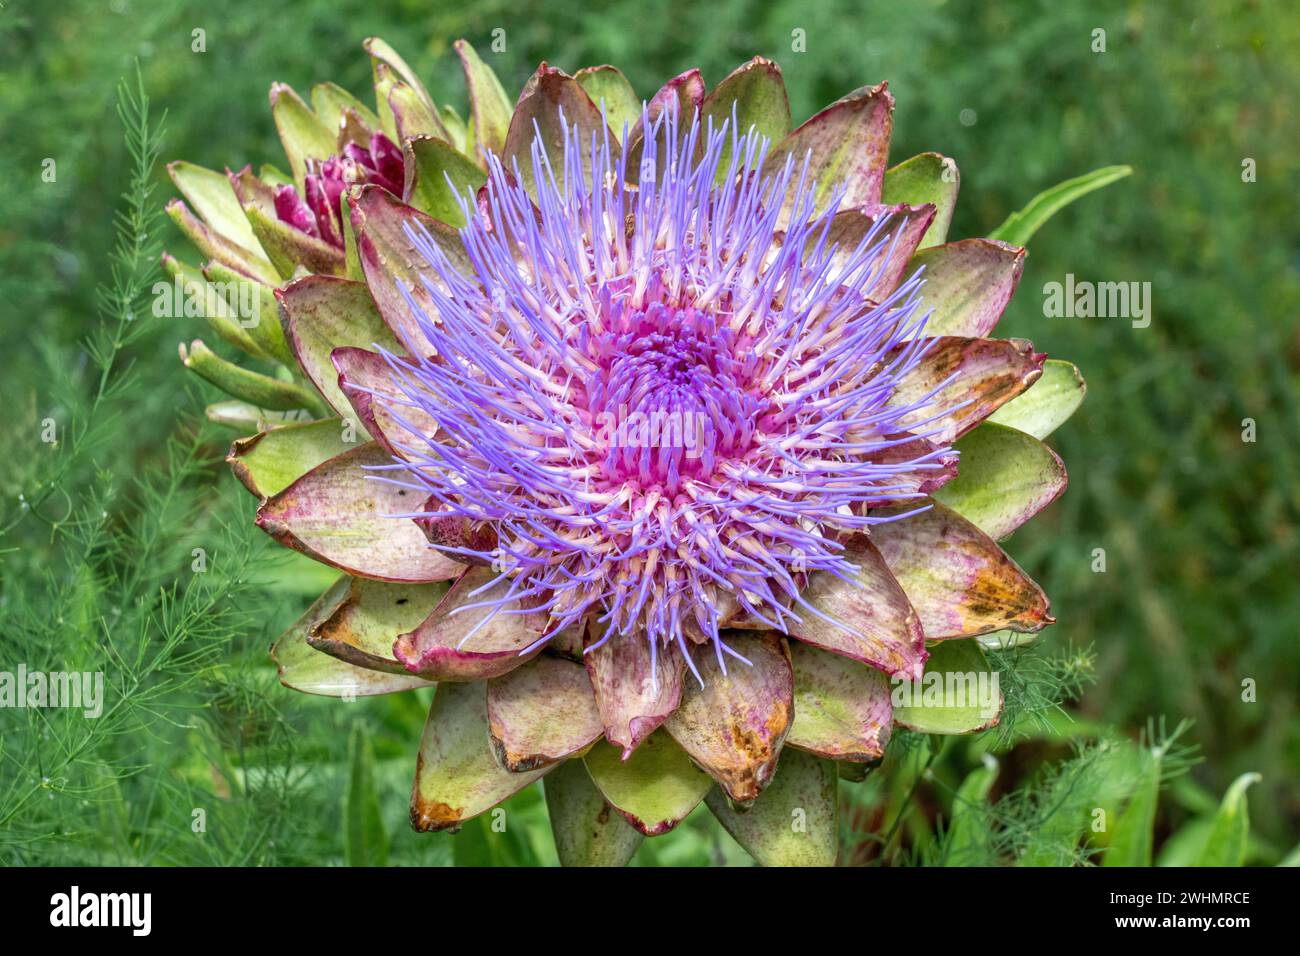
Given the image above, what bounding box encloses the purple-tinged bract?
[276,131,404,247]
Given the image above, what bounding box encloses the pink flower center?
[586,301,766,494]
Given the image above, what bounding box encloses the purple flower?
[384,105,953,681]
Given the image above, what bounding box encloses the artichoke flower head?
[166,36,1094,866]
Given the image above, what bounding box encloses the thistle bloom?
[389,107,958,677]
[167,39,1092,866]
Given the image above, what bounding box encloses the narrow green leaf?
[1155,817,1214,867]
[450,804,542,867]
[452,814,496,866]
[1104,748,1161,866]
[944,755,998,865]
[344,723,389,866]
[988,165,1132,246]
[1195,772,1261,867]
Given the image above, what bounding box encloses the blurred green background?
[1,0,1296,865]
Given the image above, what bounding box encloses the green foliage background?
[0,0,1296,865]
